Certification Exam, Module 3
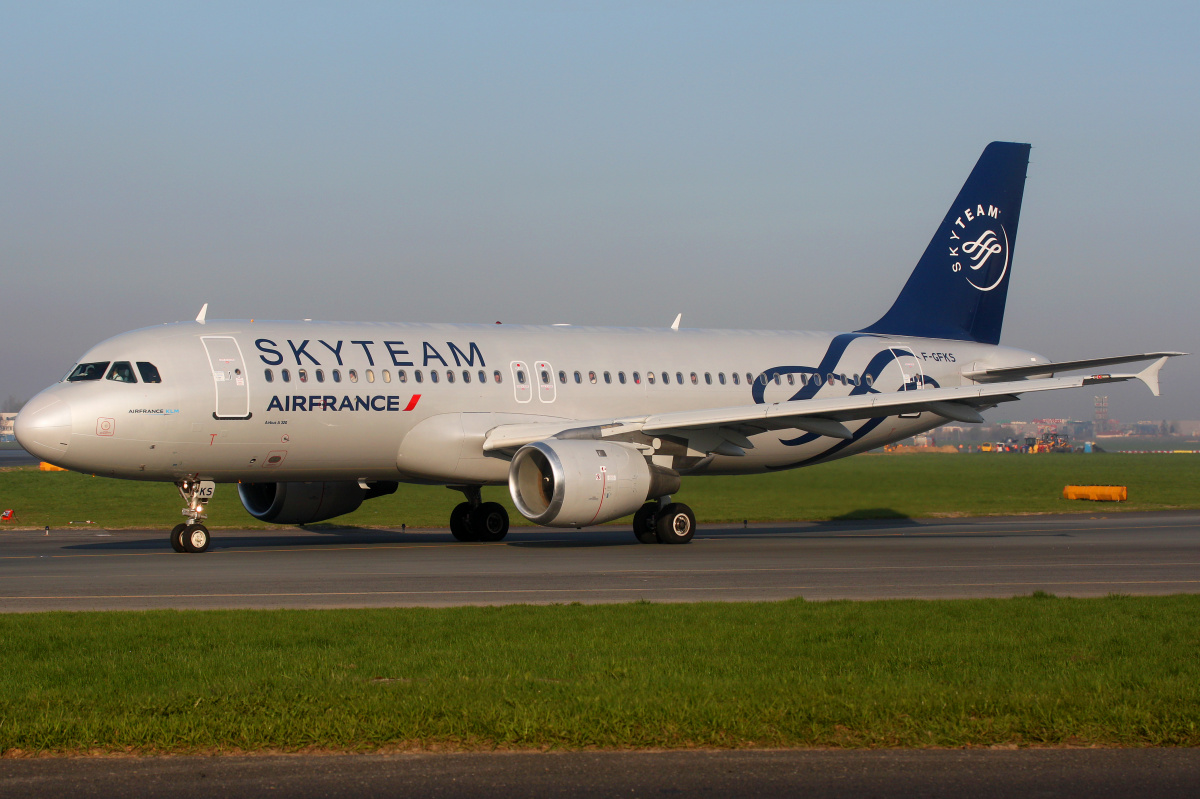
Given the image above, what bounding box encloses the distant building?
[0,413,15,443]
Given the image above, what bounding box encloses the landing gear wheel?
[170,523,188,553]
[182,524,210,553]
[450,502,477,542]
[655,503,696,545]
[471,502,510,542]
[633,504,659,544]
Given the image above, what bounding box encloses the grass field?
[1,594,1198,754]
[1,453,1198,530]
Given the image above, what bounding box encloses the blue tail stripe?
[858,142,1031,345]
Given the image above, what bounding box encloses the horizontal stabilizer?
[963,352,1185,382]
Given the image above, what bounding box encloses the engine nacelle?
[508,440,680,528]
[238,481,396,525]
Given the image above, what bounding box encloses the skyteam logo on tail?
[949,203,1009,292]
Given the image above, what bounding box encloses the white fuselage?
[18,320,1041,484]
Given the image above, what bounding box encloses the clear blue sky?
[3,2,1197,422]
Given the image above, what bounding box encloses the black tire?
[471,502,510,542]
[450,502,476,541]
[632,503,658,544]
[655,503,696,545]
[182,524,210,553]
[170,523,187,553]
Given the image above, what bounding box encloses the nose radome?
[14,393,72,460]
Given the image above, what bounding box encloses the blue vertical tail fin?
[858,141,1031,345]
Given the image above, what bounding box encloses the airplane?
[15,142,1183,554]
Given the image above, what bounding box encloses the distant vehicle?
[15,142,1183,553]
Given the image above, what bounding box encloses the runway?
[3,749,1199,799]
[2,511,1198,611]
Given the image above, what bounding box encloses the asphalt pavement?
[1,511,1198,611]
[2,749,1199,799]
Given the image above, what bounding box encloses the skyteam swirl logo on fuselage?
[949,203,1009,292]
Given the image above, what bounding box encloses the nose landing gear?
[172,480,214,553]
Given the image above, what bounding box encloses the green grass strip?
[3,453,1198,529]
[2,595,1199,753]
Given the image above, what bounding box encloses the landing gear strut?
[448,485,510,542]
[632,497,696,545]
[173,480,214,553]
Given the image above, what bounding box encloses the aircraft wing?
[482,355,1179,456]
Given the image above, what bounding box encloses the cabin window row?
[264,368,500,385]
[264,367,875,388]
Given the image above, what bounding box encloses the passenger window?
[732,373,740,385]
[558,370,566,384]
[365,369,375,383]
[678,372,685,385]
[853,373,860,386]
[316,369,325,383]
[661,372,669,384]
[282,369,291,382]
[493,370,502,384]
[463,370,471,383]
[478,370,486,383]
[136,362,162,383]
[866,374,874,386]
[647,372,656,385]
[517,370,527,385]
[106,361,138,383]
[67,362,109,382]
[690,372,697,385]
[574,370,582,384]
[540,370,550,384]
[746,373,753,385]
[758,374,768,385]
[604,371,612,384]
[446,370,454,383]
[431,370,440,384]
[348,369,358,383]
[787,374,794,386]
[588,371,597,384]
[398,370,408,383]
[332,369,342,383]
[633,372,641,384]
[774,374,781,385]
[383,370,392,383]
[264,368,274,383]
[415,370,424,383]
[618,371,626,384]
[704,372,712,385]
[718,372,726,385]
[299,369,309,383]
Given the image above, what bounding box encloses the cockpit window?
[67,362,110,382]
[106,362,138,383]
[136,362,162,383]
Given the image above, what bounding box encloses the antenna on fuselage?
[196,303,208,324]
[670,313,681,331]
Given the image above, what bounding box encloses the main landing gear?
[171,480,214,553]
[448,485,510,543]
[633,497,696,545]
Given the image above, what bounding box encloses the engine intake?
[238,481,396,525]
[508,440,679,528]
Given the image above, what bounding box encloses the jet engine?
[508,440,680,528]
[238,481,398,525]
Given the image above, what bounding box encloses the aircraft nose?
[14,393,72,461]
